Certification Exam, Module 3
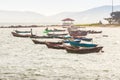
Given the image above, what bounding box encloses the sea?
[0,23,60,27]
[0,27,120,80]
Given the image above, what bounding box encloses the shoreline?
[0,24,120,28]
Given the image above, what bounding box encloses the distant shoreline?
[0,24,120,28]
[0,25,62,28]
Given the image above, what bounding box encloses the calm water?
[0,27,120,80]
[0,23,60,26]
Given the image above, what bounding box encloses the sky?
[0,0,120,16]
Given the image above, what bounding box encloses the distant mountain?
[0,5,120,25]
[50,5,120,24]
[0,10,45,23]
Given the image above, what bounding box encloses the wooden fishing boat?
[32,39,45,44]
[30,35,65,39]
[63,39,81,43]
[69,41,97,47]
[79,37,92,42]
[11,32,34,37]
[65,46,103,54]
[69,30,88,36]
[73,37,93,42]
[53,29,65,32]
[32,39,63,44]
[67,27,88,36]
[15,30,31,33]
[47,33,68,37]
[87,30,102,34]
[30,35,54,38]
[63,36,92,42]
[45,42,65,49]
[45,29,65,32]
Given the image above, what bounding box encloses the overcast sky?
[0,0,120,16]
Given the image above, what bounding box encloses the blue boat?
[64,39,81,43]
[64,36,92,42]
[69,41,97,47]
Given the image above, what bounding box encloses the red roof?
[62,18,74,21]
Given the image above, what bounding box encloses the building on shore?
[62,18,74,27]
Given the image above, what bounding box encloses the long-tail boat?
[32,39,63,44]
[15,30,31,33]
[11,32,34,37]
[64,36,92,42]
[30,35,65,39]
[67,27,88,36]
[45,29,65,32]
[65,46,103,54]
[73,37,93,42]
[69,30,88,36]
[47,33,68,37]
[30,35,54,39]
[63,39,81,43]
[87,30,102,34]
[69,41,97,47]
[45,42,65,49]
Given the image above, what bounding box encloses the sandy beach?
[0,27,120,80]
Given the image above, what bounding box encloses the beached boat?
[45,42,65,49]
[69,41,97,47]
[65,46,103,54]
[11,32,34,37]
[15,30,31,33]
[32,39,63,44]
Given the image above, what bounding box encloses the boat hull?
[69,41,97,47]
[45,42,64,49]
[32,39,63,44]
[65,46,103,54]
[15,30,31,33]
[11,32,33,37]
